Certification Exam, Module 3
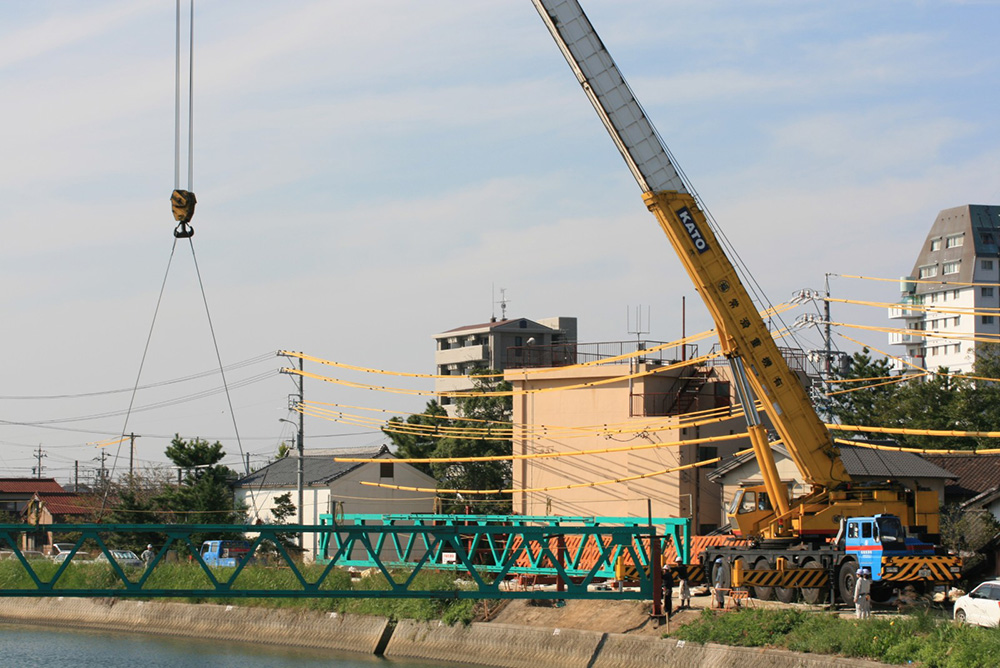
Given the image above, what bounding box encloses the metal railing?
[0,521,668,601]
[505,341,699,369]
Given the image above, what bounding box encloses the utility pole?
[297,355,305,547]
[280,352,306,549]
[824,273,833,378]
[128,433,140,478]
[33,444,46,478]
[95,450,108,485]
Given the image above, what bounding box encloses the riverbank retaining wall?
[0,598,891,668]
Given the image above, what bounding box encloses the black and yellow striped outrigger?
[733,565,829,589]
[882,555,962,582]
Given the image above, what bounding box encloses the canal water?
[0,623,449,668]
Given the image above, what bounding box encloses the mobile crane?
[531,0,960,603]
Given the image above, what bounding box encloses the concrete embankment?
[0,598,390,654]
[384,619,893,668]
[0,598,893,668]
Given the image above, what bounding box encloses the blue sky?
[1,1,998,483]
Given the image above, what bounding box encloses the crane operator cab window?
[875,515,906,547]
[730,489,772,515]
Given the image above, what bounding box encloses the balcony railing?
[505,341,699,369]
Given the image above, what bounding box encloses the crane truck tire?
[750,558,775,601]
[775,583,797,604]
[837,560,859,604]
[799,559,826,605]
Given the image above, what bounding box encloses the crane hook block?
[170,189,197,238]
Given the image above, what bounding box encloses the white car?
[52,550,90,564]
[953,580,1000,627]
[93,550,143,568]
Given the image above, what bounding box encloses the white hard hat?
[147,544,153,549]
[856,568,863,575]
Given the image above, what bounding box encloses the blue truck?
[199,540,252,567]
[703,513,961,605]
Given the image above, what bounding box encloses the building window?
[954,316,961,327]
[919,266,938,279]
[983,260,995,271]
[982,234,995,245]
[930,238,942,251]
[379,462,394,479]
[983,316,995,325]
[983,287,995,298]
[697,446,718,468]
[953,289,961,299]
[946,235,964,248]
[943,261,960,275]
[955,344,962,354]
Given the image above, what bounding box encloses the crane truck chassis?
[534,0,961,604]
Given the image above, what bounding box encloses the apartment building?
[890,205,1000,373]
[433,316,577,415]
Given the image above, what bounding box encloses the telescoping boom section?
[531,0,944,543]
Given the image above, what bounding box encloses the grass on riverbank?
[667,608,1000,668]
[0,560,482,625]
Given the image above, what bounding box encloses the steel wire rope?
[186,238,248,476]
[96,238,179,519]
[0,352,274,400]
[3,371,274,426]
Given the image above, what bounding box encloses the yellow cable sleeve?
[334,430,750,464]
[833,437,1000,455]
[360,457,723,495]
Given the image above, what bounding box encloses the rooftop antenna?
[495,288,510,320]
[627,305,650,415]
[627,304,650,347]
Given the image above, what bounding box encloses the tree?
[383,401,451,477]
[157,436,246,534]
[956,343,1000,448]
[259,491,301,561]
[940,504,1000,574]
[101,469,173,548]
[819,348,900,438]
[882,368,969,449]
[436,370,513,515]
[382,373,513,515]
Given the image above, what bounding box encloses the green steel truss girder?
[0,522,661,600]
[317,514,691,579]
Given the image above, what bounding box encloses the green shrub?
[669,607,1000,668]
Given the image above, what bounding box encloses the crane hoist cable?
[98,1,246,519]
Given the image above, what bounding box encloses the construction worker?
[662,563,674,618]
[854,568,872,619]
[678,575,691,610]
[712,558,726,609]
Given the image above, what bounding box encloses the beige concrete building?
[434,316,577,416]
[506,357,749,534]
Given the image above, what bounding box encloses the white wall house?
[233,445,438,561]
[891,204,1000,373]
